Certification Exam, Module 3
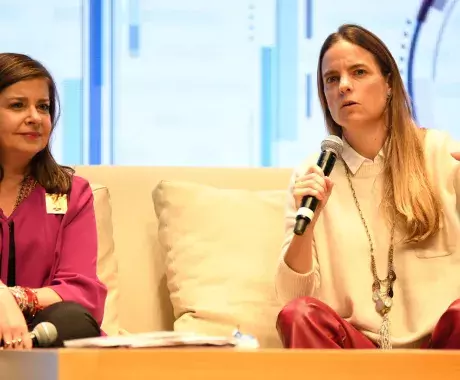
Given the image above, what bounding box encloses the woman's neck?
[0,163,29,184]
[343,125,388,160]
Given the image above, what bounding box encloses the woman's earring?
[387,89,392,98]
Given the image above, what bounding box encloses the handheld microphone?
[1,321,58,348]
[294,135,343,236]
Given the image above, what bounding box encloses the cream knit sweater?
[275,129,460,348]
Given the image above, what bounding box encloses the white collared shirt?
[341,138,385,175]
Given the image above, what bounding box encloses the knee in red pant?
[277,297,326,327]
[276,297,334,348]
[276,297,376,349]
[431,299,460,349]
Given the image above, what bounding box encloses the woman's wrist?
[8,286,43,320]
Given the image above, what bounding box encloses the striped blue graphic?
[129,0,140,57]
[62,79,83,164]
[305,0,313,38]
[261,47,274,167]
[305,73,312,118]
[89,0,103,164]
[275,0,298,141]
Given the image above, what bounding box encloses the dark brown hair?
[317,24,440,244]
[0,53,74,194]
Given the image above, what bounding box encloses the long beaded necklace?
[344,164,397,349]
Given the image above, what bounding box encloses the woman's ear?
[386,74,392,98]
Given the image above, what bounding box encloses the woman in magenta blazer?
[0,53,107,349]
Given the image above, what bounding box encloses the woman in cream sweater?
[275,23,460,349]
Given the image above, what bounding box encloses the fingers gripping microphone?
[294,136,343,236]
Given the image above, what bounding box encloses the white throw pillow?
[153,180,286,348]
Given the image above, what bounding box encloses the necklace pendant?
[372,290,380,302]
[373,291,392,316]
[375,298,390,315]
[389,270,397,282]
[372,281,380,292]
[384,297,392,309]
[388,287,394,298]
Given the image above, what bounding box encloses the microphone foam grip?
[33,321,58,347]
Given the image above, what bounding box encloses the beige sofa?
[74,166,293,348]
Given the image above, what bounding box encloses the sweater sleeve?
[275,165,321,307]
[448,138,460,214]
[48,177,107,325]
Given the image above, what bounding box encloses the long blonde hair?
[317,24,440,243]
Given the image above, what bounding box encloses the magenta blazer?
[0,175,107,326]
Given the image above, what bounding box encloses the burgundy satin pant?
[276,297,460,349]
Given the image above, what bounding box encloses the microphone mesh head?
[321,135,343,157]
[34,322,58,347]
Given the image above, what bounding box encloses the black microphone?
[294,135,343,236]
[1,321,58,348]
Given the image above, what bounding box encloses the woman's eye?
[38,104,50,112]
[11,102,23,109]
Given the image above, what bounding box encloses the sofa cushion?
[91,184,120,335]
[153,180,286,348]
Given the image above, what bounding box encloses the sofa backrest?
[74,166,292,335]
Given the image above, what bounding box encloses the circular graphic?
[405,0,460,137]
